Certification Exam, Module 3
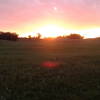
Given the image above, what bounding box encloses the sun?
[36,24,66,38]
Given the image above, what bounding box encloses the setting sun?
[35,24,66,38]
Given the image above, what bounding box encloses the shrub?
[66,33,84,39]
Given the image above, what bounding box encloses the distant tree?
[66,33,84,39]
[36,33,42,39]
[10,32,18,41]
[28,35,32,39]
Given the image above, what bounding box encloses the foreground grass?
[0,39,100,100]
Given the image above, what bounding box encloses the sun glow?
[36,24,66,38]
[19,25,100,39]
[75,28,100,38]
[83,28,100,38]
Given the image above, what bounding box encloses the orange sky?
[0,0,100,38]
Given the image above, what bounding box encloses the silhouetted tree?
[36,33,42,39]
[0,31,18,41]
[66,33,84,39]
[28,35,32,39]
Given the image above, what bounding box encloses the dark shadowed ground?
[0,39,100,100]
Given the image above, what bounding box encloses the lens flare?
[42,61,59,68]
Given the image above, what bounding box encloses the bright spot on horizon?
[35,24,66,38]
[80,28,100,38]
[19,26,100,39]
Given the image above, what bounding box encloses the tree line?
[28,33,84,40]
[0,31,18,41]
[0,31,84,41]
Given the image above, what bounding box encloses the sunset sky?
[0,0,100,38]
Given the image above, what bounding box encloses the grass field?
[0,39,100,100]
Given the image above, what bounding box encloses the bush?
[66,33,84,39]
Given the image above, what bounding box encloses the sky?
[0,0,100,37]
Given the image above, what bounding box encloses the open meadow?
[0,39,100,99]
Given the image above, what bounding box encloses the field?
[0,39,100,100]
